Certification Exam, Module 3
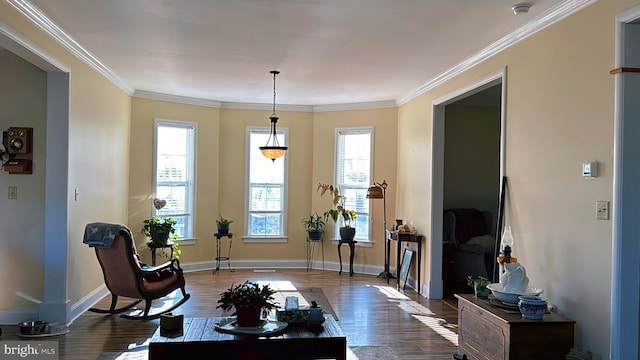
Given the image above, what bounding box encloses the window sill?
[243,236,288,243]
[176,238,196,245]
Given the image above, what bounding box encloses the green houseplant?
[317,183,357,241]
[216,214,234,234]
[216,281,279,327]
[143,216,178,246]
[302,213,325,241]
[467,275,490,298]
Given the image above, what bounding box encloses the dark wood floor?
[3,269,461,360]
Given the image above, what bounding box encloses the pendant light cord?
[272,71,278,117]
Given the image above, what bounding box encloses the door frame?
[610,5,640,359]
[0,21,71,323]
[426,67,507,298]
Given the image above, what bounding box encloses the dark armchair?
[442,208,495,295]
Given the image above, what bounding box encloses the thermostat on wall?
[582,161,598,178]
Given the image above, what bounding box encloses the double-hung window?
[334,127,373,241]
[245,127,288,240]
[153,119,197,240]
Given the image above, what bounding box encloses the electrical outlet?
[8,186,17,200]
[596,201,609,220]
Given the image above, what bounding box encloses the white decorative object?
[500,262,529,293]
[285,296,299,310]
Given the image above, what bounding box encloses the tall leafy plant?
[317,183,357,227]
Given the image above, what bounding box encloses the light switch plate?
[8,186,17,200]
[596,201,609,220]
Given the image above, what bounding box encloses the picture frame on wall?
[399,248,414,290]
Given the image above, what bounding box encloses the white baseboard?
[0,310,39,325]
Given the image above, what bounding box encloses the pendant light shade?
[259,70,288,162]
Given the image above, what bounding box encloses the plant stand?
[213,233,233,274]
[147,240,175,266]
[306,237,325,271]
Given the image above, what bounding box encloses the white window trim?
[332,126,375,242]
[244,126,289,242]
[153,118,198,242]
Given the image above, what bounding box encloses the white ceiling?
[21,0,581,106]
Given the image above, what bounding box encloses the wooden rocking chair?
[83,222,190,320]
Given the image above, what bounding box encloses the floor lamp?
[367,180,394,281]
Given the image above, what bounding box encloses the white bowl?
[487,283,543,306]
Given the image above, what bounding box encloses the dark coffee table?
[149,314,346,360]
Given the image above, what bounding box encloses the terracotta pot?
[235,307,261,328]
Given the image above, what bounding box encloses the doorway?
[427,68,506,299]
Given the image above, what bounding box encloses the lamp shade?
[366,185,384,199]
[260,147,287,160]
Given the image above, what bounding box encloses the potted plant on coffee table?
[302,213,325,241]
[216,281,279,327]
[317,183,357,241]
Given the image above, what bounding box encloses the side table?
[147,240,175,266]
[337,239,356,276]
[213,233,233,274]
[386,230,424,294]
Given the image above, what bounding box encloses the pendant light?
[259,70,288,161]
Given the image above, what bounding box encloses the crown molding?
[7,0,135,95]
[134,90,222,108]
[396,0,599,105]
[0,20,68,72]
[312,100,398,112]
[10,0,597,108]
[221,102,313,112]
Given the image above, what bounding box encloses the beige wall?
[312,108,398,269]
[128,103,398,269]
[129,98,220,264]
[397,0,634,357]
[0,50,47,311]
[0,1,131,315]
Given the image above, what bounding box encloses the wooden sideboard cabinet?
[455,294,575,360]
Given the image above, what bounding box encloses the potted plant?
[143,216,178,246]
[216,214,234,234]
[467,275,490,298]
[302,213,325,241]
[317,183,357,241]
[216,281,279,327]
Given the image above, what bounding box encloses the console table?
[212,232,233,274]
[386,230,423,294]
[148,315,346,360]
[455,294,575,360]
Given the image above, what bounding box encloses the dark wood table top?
[455,293,575,324]
[149,314,346,360]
